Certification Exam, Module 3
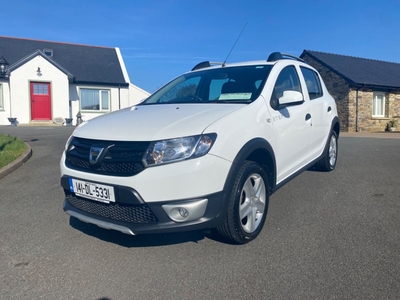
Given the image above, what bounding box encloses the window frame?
[0,83,3,110]
[274,65,303,97]
[300,66,323,100]
[33,83,49,95]
[372,92,386,118]
[43,48,53,57]
[79,88,111,112]
[270,65,303,110]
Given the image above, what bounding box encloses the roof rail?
[267,52,305,63]
[191,61,224,71]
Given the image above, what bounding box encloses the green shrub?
[388,119,398,128]
[0,134,27,169]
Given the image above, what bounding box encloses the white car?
[60,52,339,244]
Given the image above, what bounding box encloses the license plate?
[69,178,115,203]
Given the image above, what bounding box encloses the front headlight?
[143,134,217,167]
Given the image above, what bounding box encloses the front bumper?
[60,151,232,202]
[61,177,228,235]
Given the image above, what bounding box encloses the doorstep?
[24,120,62,126]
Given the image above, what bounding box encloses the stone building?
[300,50,400,132]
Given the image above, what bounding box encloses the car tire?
[217,160,269,244]
[316,130,338,171]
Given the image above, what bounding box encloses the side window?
[271,65,302,109]
[300,67,323,100]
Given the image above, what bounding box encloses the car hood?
[73,104,246,141]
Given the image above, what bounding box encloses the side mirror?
[278,90,304,106]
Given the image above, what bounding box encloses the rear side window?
[300,67,323,100]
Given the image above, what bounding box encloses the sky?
[1,0,400,93]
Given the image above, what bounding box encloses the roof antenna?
[222,22,248,67]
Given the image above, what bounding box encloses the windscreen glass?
[141,65,273,105]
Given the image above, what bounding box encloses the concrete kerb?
[340,132,400,139]
[0,142,33,180]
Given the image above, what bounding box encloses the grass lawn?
[0,134,27,169]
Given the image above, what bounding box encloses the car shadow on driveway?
[69,216,225,247]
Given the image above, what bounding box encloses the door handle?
[305,113,311,121]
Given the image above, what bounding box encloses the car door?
[268,65,312,183]
[300,66,332,160]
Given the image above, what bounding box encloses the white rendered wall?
[69,84,149,125]
[129,83,150,105]
[3,55,69,125]
[0,54,150,126]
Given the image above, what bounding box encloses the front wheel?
[316,130,338,171]
[217,161,269,244]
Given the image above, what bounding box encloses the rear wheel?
[316,130,338,171]
[217,161,269,244]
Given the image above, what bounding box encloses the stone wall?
[302,53,400,132]
[349,88,400,132]
[388,92,400,127]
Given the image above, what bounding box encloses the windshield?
[141,65,273,105]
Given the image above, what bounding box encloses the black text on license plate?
[69,178,115,203]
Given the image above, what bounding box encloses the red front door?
[31,82,51,120]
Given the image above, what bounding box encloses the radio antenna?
[222,22,248,67]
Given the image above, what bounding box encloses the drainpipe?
[355,84,365,132]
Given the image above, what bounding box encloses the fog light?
[179,207,189,218]
[162,199,208,223]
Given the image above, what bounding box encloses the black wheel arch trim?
[331,116,340,137]
[223,138,277,197]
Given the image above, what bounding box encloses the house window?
[0,83,3,109]
[80,89,110,111]
[372,92,385,117]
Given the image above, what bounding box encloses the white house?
[0,36,150,126]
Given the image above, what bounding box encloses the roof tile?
[301,50,400,88]
[0,36,127,85]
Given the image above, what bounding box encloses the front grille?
[65,137,150,176]
[66,195,158,224]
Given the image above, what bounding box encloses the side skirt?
[271,155,322,195]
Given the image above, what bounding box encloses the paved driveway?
[0,126,399,299]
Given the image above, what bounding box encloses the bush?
[388,119,398,128]
[0,134,26,169]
